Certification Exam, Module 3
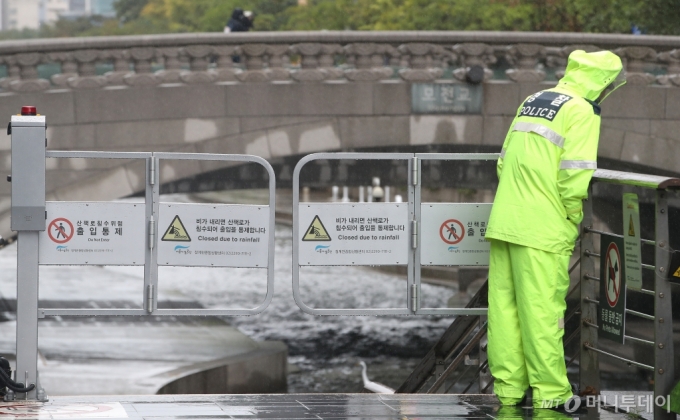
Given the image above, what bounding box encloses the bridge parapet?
[0,31,679,91]
[1,31,679,241]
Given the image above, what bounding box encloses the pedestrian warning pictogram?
[628,214,636,237]
[48,218,74,244]
[302,216,331,241]
[604,242,622,308]
[162,216,191,242]
[440,219,465,245]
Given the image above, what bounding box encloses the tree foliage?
[1,0,678,39]
[114,0,150,22]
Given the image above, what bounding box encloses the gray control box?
[11,114,46,231]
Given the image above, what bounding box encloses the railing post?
[653,189,674,420]
[10,106,47,401]
[579,185,600,393]
[9,53,50,92]
[180,45,216,84]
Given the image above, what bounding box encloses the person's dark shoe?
[516,389,531,408]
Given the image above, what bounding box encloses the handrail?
[593,169,680,190]
[2,31,680,54]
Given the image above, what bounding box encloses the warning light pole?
[8,106,47,400]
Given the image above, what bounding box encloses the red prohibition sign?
[48,218,74,244]
[440,219,465,245]
[605,242,621,307]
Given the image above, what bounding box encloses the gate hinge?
[149,158,156,185]
[149,217,155,250]
[411,220,418,249]
[146,284,155,313]
[411,284,419,312]
[412,157,419,186]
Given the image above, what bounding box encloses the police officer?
[485,50,625,409]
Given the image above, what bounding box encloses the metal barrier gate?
[292,152,495,316]
[8,111,275,400]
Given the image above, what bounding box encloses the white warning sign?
[298,203,409,266]
[420,203,492,266]
[39,202,146,266]
[157,203,269,268]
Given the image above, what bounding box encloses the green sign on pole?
[622,193,642,290]
[411,83,483,114]
[598,233,627,344]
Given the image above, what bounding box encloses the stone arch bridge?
[1,31,680,239]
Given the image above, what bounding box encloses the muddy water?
[151,223,456,392]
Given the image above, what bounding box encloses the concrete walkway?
[0,394,641,419]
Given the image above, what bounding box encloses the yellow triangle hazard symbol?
[674,266,680,278]
[302,215,331,241]
[628,214,636,237]
[162,216,191,242]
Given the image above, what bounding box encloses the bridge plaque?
[298,203,409,266]
[412,83,483,114]
[38,202,146,265]
[157,203,269,268]
[419,203,492,266]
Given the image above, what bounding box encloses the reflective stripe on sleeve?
[512,122,565,148]
[559,160,597,170]
[500,149,506,158]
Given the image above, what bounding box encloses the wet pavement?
[0,394,640,419]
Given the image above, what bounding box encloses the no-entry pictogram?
[47,218,74,244]
[605,242,622,307]
[440,219,465,245]
[598,233,627,344]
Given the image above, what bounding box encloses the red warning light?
[21,106,37,116]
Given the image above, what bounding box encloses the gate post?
[579,185,599,393]
[9,106,47,400]
[653,189,674,420]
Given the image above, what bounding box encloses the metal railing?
[2,31,680,91]
[579,169,680,420]
[398,167,679,420]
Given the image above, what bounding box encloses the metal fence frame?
[292,152,497,316]
[39,151,276,317]
[413,153,497,316]
[579,169,680,420]
[292,152,416,316]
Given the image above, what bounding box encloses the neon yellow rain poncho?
[485,50,624,408]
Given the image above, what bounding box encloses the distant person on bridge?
[485,50,625,410]
[224,8,254,33]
